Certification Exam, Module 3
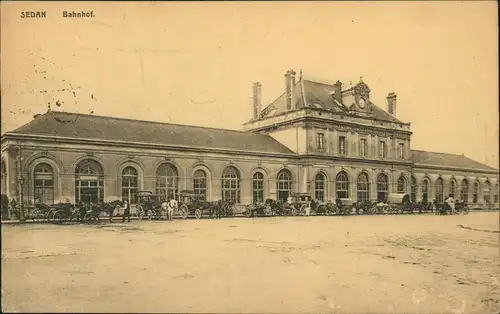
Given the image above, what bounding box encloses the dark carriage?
[352,201,379,215]
[311,200,336,216]
[52,201,80,224]
[135,191,176,220]
[178,190,212,219]
[245,201,274,218]
[437,199,469,215]
[332,198,354,215]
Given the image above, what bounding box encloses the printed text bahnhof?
[20,11,95,18]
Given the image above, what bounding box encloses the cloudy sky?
[1,1,498,168]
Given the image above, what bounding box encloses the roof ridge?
[40,110,259,136]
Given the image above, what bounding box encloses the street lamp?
[18,176,26,222]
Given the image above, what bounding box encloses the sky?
[1,1,498,169]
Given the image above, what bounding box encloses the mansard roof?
[411,150,498,173]
[4,111,295,155]
[260,77,404,123]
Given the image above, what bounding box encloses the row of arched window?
[27,158,500,205]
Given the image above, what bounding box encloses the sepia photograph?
[1,1,499,313]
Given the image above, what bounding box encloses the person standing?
[122,200,131,223]
[167,198,177,221]
[445,194,455,214]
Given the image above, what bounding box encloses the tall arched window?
[376,173,389,202]
[494,183,499,203]
[156,163,179,201]
[435,177,444,203]
[336,171,349,199]
[1,159,7,195]
[422,178,430,203]
[193,170,207,200]
[460,179,469,202]
[75,159,104,204]
[483,180,491,203]
[411,176,417,202]
[252,172,264,204]
[450,180,457,198]
[357,173,370,203]
[473,181,479,203]
[222,166,240,203]
[397,176,406,194]
[34,163,54,204]
[314,173,326,201]
[276,169,292,202]
[122,167,138,204]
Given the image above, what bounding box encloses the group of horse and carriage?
[24,189,239,224]
[242,192,470,217]
[27,199,124,224]
[135,190,236,220]
[14,189,471,225]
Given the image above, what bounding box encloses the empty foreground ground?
[2,212,499,313]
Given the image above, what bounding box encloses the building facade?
[1,70,499,213]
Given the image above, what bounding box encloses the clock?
[359,97,366,108]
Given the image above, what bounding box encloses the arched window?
[193,170,207,200]
[357,173,370,203]
[483,180,491,203]
[276,169,292,202]
[450,180,457,198]
[122,167,138,204]
[435,177,444,203]
[376,173,389,202]
[422,178,430,203]
[411,176,417,202]
[252,172,264,204]
[460,179,469,202]
[397,176,406,194]
[314,173,326,201]
[222,166,240,203]
[75,159,104,204]
[336,171,349,199]
[34,163,54,204]
[156,163,179,201]
[1,159,7,195]
[473,181,479,203]
[494,183,499,203]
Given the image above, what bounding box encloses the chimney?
[387,92,397,115]
[285,69,296,111]
[252,82,262,119]
[334,80,343,104]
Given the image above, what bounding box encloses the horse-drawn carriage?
[178,190,213,219]
[386,193,413,214]
[334,198,354,215]
[135,191,189,220]
[245,201,274,217]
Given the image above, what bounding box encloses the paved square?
[2,212,499,313]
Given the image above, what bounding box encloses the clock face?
[359,97,366,108]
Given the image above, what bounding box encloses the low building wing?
[4,111,295,155]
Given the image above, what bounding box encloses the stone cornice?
[412,163,498,176]
[248,115,412,138]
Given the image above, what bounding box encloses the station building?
[1,70,499,213]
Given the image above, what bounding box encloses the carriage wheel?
[53,210,65,224]
[31,209,43,223]
[245,206,253,218]
[397,207,404,214]
[137,205,144,220]
[291,207,298,216]
[195,208,202,219]
[84,213,94,224]
[462,207,469,215]
[147,210,154,220]
[179,205,189,219]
